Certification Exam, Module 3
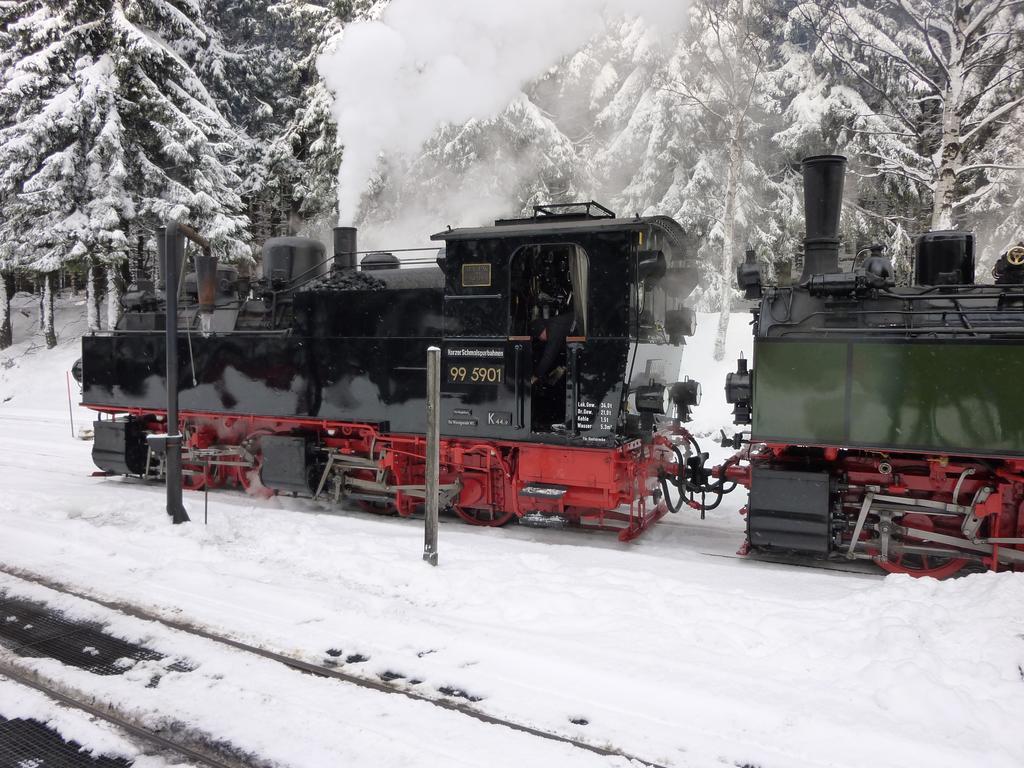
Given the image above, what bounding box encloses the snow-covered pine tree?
[0,1,254,341]
[805,0,1024,265]
[207,0,302,242]
[0,0,17,348]
[0,0,99,347]
[267,0,388,232]
[109,0,252,266]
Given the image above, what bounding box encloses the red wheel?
[236,454,274,499]
[207,464,229,490]
[181,463,207,491]
[180,427,215,492]
[452,505,515,527]
[357,500,397,515]
[874,513,969,579]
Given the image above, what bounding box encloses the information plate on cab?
[445,345,505,385]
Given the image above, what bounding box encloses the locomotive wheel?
[180,429,216,492]
[357,500,398,515]
[452,505,515,527]
[206,463,229,489]
[237,456,274,499]
[873,513,969,579]
[181,463,208,491]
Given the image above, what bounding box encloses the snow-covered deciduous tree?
[41,271,55,348]
[806,0,1024,260]
[662,0,783,360]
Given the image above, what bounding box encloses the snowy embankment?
[0,298,1023,768]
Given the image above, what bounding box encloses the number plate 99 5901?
[447,365,504,384]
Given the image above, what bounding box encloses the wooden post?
[423,346,440,566]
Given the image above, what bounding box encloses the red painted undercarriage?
[90,406,683,542]
[720,443,1024,577]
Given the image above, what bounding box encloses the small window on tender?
[462,262,492,288]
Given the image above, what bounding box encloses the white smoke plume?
[319,0,689,226]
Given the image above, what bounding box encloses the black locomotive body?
[81,204,707,538]
[721,156,1024,576]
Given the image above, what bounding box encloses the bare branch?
[963,0,1024,40]
[887,0,951,82]
[957,162,1024,174]
[960,94,1024,145]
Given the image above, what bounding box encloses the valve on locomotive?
[992,242,1024,285]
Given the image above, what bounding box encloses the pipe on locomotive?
[800,154,847,282]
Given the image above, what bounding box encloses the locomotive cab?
[432,203,697,447]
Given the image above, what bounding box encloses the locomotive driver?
[530,253,575,385]
[530,309,575,384]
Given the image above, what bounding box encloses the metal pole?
[65,371,75,439]
[423,346,440,566]
[162,223,189,525]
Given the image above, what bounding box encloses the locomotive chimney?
[195,253,219,315]
[800,154,847,281]
[333,227,358,270]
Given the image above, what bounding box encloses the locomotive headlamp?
[671,379,701,407]
[665,308,697,345]
[636,383,670,414]
[725,355,753,425]
[670,379,701,423]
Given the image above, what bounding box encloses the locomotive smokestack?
[333,227,358,270]
[800,154,847,281]
[195,254,218,313]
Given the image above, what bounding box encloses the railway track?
[0,666,235,768]
[0,563,669,768]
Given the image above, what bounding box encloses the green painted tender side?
[752,338,1024,457]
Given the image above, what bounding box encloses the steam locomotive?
[722,155,1024,576]
[79,203,714,540]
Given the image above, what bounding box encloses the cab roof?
[431,215,648,243]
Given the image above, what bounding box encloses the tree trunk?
[0,272,12,350]
[714,122,746,362]
[42,272,56,348]
[86,265,101,332]
[106,263,124,330]
[932,39,965,230]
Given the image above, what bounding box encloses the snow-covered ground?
[1,296,1023,768]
